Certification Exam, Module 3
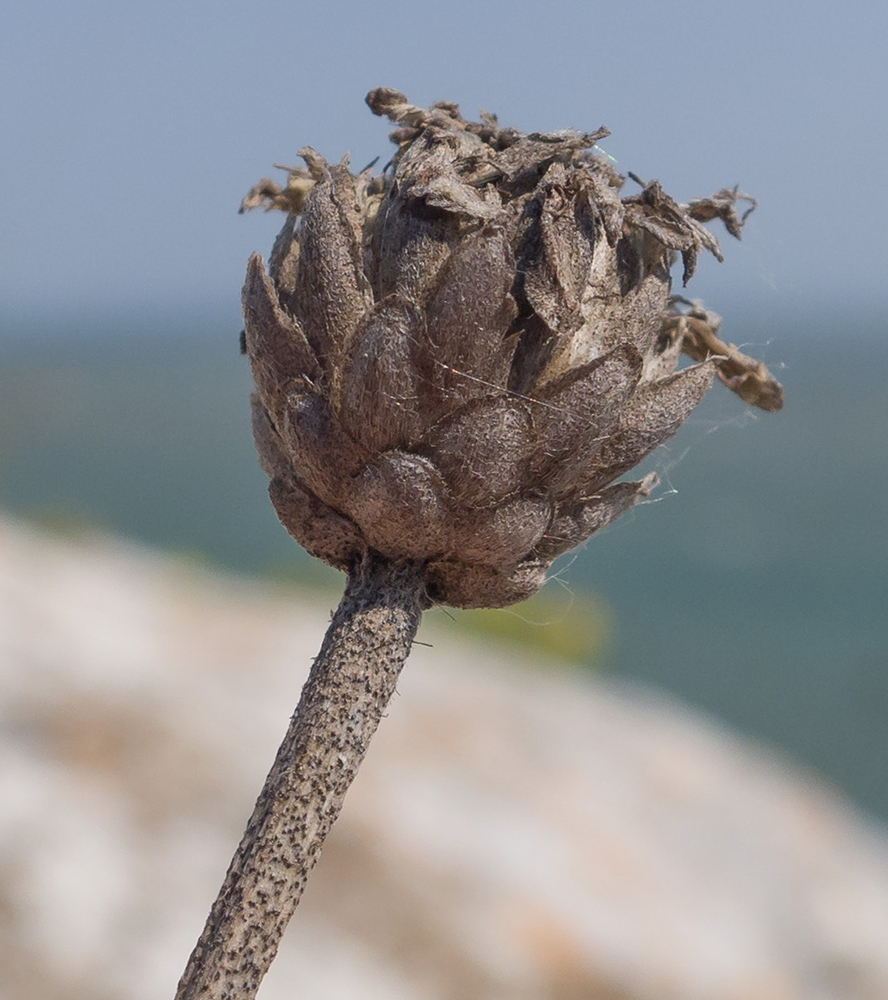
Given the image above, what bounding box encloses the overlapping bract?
[242,88,781,608]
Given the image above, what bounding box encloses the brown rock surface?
[1,513,887,999]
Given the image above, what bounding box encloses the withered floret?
[241,88,783,608]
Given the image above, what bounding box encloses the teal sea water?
[1,305,886,817]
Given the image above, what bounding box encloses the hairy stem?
[174,554,426,999]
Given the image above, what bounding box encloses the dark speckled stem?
[174,554,426,1000]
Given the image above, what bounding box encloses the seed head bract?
[241,88,783,608]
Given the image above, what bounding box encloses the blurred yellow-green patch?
[448,589,612,667]
[260,564,611,669]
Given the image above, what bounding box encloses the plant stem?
[174,554,426,1000]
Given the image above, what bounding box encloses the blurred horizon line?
[2,292,886,347]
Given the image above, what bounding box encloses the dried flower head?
[241,88,783,609]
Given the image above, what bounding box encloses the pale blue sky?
[1,0,886,327]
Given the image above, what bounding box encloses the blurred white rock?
[1,513,887,1000]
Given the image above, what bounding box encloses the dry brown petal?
[450,496,551,564]
[417,172,504,219]
[685,187,757,240]
[242,254,319,415]
[249,394,290,480]
[534,474,658,559]
[492,128,610,195]
[369,191,462,305]
[614,271,681,376]
[425,557,548,609]
[281,387,366,510]
[581,164,625,246]
[421,395,533,507]
[528,345,643,495]
[423,225,518,406]
[268,475,365,570]
[533,240,667,385]
[623,181,699,248]
[254,398,365,568]
[337,296,432,452]
[237,170,316,215]
[267,215,300,300]
[666,309,784,412]
[520,165,599,337]
[345,451,451,559]
[289,152,372,374]
[581,361,717,492]
[325,158,369,252]
[397,129,501,219]
[366,87,460,131]
[623,180,723,284]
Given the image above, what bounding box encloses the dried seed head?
[241,89,783,608]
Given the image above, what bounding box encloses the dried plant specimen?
[174,89,783,999]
